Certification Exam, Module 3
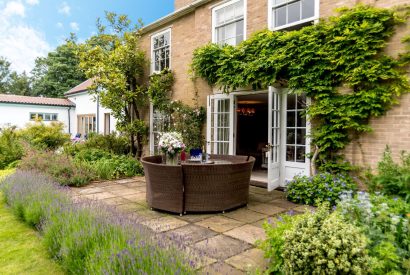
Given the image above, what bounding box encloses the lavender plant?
[0,171,195,274]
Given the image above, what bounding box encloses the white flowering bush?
[282,205,370,274]
[158,132,185,158]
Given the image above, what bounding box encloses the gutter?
[140,0,213,34]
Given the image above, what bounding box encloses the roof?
[64,78,94,96]
[0,94,75,107]
[141,0,212,34]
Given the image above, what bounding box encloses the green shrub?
[338,192,410,274]
[286,172,357,206]
[258,214,303,274]
[19,149,94,186]
[282,205,370,274]
[73,148,143,180]
[260,205,370,274]
[368,147,410,202]
[18,122,70,150]
[64,133,130,156]
[0,126,24,169]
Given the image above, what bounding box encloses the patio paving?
[70,176,300,273]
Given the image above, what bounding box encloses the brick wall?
[175,0,195,10]
[142,0,410,162]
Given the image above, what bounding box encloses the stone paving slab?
[141,216,188,233]
[225,248,268,272]
[83,191,117,200]
[224,224,266,245]
[165,224,218,245]
[192,234,251,260]
[195,216,244,233]
[223,208,268,223]
[247,202,286,216]
[200,262,245,275]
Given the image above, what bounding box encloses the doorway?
[235,93,269,187]
[206,88,310,191]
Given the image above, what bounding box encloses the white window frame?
[212,0,247,45]
[150,28,172,74]
[29,112,58,121]
[268,0,319,31]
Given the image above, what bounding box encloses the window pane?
[287,94,296,109]
[296,146,306,162]
[302,0,315,19]
[30,113,36,120]
[288,1,301,24]
[286,146,295,161]
[296,128,306,145]
[235,0,244,17]
[163,32,170,46]
[52,114,58,121]
[297,94,306,109]
[297,111,306,127]
[275,6,287,27]
[215,8,224,25]
[38,113,43,120]
[286,128,295,144]
[224,5,235,22]
[287,111,295,127]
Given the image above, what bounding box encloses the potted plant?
[158,132,185,165]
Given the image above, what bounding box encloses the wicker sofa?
[141,155,255,215]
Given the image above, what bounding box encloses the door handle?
[266,143,273,150]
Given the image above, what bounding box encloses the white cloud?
[69,22,79,31]
[26,0,39,6]
[58,1,70,16]
[56,22,63,28]
[0,7,50,73]
[3,1,25,17]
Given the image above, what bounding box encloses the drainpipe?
[96,95,100,133]
[68,107,71,134]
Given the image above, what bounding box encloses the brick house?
[140,0,410,190]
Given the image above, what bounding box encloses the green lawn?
[0,170,64,275]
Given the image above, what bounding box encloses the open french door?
[206,94,235,155]
[267,87,281,191]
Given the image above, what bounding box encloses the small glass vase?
[166,154,179,165]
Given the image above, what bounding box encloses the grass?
[0,194,63,275]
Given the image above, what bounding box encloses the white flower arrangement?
[158,132,185,157]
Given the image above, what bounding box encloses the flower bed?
[0,171,195,274]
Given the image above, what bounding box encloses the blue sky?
[0,0,174,73]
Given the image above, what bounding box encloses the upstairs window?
[213,0,245,46]
[271,0,317,30]
[151,29,171,73]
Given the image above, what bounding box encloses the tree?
[8,72,32,95]
[0,57,11,94]
[79,13,148,157]
[31,34,86,98]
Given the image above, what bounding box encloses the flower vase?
[166,154,179,165]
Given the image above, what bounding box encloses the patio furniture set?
[141,155,255,215]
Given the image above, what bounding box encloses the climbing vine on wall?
[192,5,410,172]
[148,69,206,150]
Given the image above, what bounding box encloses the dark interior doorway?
[235,93,268,187]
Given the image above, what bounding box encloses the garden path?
[70,177,313,274]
